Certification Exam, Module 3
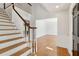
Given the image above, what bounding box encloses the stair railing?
[3,3,12,9]
[4,3,37,55]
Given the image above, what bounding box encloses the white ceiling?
[15,3,32,14]
[41,3,70,13]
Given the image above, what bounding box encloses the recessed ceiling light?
[56,5,59,8]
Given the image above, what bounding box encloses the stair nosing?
[0,32,21,36]
[0,37,23,43]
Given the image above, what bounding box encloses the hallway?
[0,3,73,56]
[36,35,70,56]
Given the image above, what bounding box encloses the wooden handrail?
[30,27,37,29]
[12,3,27,24]
[3,3,30,27]
[27,3,32,6]
[4,3,32,9]
[12,3,36,29]
[3,3,36,29]
[4,3,5,9]
[4,3,12,9]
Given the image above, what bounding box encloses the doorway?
[36,18,58,56]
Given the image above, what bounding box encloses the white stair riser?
[0,39,25,49]
[0,26,16,29]
[0,30,20,34]
[0,34,23,40]
[0,43,28,56]
[21,48,32,56]
[0,22,15,25]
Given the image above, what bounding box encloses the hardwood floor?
[36,35,70,56]
[57,47,70,56]
[72,50,79,56]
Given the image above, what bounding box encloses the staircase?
[0,8,32,56]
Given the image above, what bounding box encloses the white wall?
[46,22,57,35]
[15,3,32,14]
[12,6,32,37]
[36,18,57,38]
[0,3,4,8]
[14,6,32,20]
[53,9,72,55]
[5,5,12,18]
[46,18,57,35]
[54,4,75,55]
[36,20,46,38]
[69,4,75,51]
[12,8,24,36]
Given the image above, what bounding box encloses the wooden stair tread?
[0,17,11,20]
[0,32,21,36]
[11,47,30,56]
[0,42,26,54]
[0,28,18,30]
[0,25,15,27]
[0,37,23,43]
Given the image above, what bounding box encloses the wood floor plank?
[0,42,26,54]
[36,35,70,56]
[36,35,57,56]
